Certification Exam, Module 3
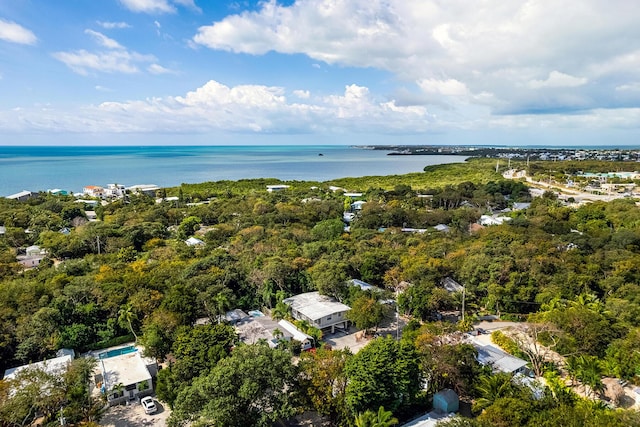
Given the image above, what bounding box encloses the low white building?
[156,196,180,204]
[434,224,450,232]
[127,184,160,196]
[283,292,350,333]
[85,211,98,221]
[441,277,464,293]
[277,319,313,350]
[25,245,46,256]
[17,254,45,269]
[95,346,155,406]
[6,190,33,201]
[469,340,528,375]
[4,349,75,382]
[401,227,428,234]
[185,237,205,247]
[479,215,511,226]
[266,184,290,192]
[400,411,453,427]
[350,279,380,292]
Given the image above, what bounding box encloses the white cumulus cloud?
[0,19,37,45]
[52,49,155,75]
[118,0,200,14]
[85,29,124,50]
[53,28,168,75]
[192,0,640,115]
[418,79,469,97]
[529,71,588,89]
[0,80,434,134]
[96,21,131,29]
[148,63,175,74]
[293,90,310,99]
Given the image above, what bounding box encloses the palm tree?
[541,296,566,312]
[575,355,605,398]
[570,293,609,314]
[110,382,124,399]
[354,406,398,427]
[271,300,290,321]
[118,304,138,342]
[214,292,230,324]
[474,373,516,411]
[564,356,579,386]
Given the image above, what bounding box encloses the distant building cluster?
[4,183,161,202]
[83,183,160,199]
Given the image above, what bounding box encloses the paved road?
[511,174,630,203]
[474,320,522,332]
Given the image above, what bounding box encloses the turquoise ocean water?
[0,145,467,196]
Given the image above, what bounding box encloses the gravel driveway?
[99,398,170,427]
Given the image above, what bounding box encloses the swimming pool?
[248,310,264,318]
[98,345,137,359]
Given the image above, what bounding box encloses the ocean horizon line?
[2,143,640,149]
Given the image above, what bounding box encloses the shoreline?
[0,146,467,196]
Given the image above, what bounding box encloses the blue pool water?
[98,345,137,359]
[248,310,265,318]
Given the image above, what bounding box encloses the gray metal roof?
[441,277,463,293]
[476,344,528,373]
[283,292,350,321]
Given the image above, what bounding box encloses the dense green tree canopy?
[168,344,299,427]
[1,159,640,425]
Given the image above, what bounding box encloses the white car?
[141,396,157,414]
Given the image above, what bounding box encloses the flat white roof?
[283,292,350,321]
[100,351,151,389]
[127,184,159,191]
[401,411,453,427]
[278,319,312,343]
[185,237,205,246]
[6,190,32,199]
[4,354,73,380]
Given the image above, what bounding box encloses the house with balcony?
[283,292,351,333]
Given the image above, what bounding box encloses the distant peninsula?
[354,145,640,161]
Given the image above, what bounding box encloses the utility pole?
[461,285,466,323]
[396,285,400,340]
[96,236,101,255]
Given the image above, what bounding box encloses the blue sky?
[1,0,640,146]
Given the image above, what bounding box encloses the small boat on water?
[318,153,324,156]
